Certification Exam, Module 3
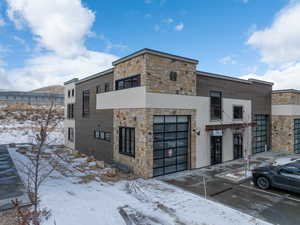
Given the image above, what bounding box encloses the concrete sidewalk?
[0,145,30,211]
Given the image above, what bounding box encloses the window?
[210,91,222,120]
[169,71,177,81]
[253,114,268,154]
[68,90,71,97]
[294,119,300,154]
[233,106,243,120]
[67,103,74,119]
[68,128,74,142]
[96,85,101,94]
[71,89,74,97]
[82,90,90,117]
[119,127,135,157]
[104,83,110,92]
[115,75,140,90]
[94,129,111,142]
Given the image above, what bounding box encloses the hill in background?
[31,85,64,95]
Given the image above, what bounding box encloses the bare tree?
[14,101,62,225]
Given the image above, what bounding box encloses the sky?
[0,0,299,91]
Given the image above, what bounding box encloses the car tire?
[256,176,270,190]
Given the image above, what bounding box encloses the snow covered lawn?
[7,147,271,225]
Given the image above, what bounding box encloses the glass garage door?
[153,115,189,177]
[253,114,268,154]
[294,119,300,154]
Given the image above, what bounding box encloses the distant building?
[0,91,64,105]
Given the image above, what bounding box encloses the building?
[64,48,273,178]
[0,91,64,105]
[272,89,300,154]
[64,78,78,150]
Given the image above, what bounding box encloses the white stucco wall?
[272,104,300,116]
[64,82,76,150]
[97,87,252,168]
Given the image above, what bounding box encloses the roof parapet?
[76,68,114,85]
[112,48,199,66]
[64,78,79,85]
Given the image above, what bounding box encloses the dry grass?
[0,209,18,225]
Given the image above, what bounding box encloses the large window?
[104,83,110,92]
[115,75,140,90]
[233,106,243,120]
[82,90,90,117]
[253,114,268,153]
[210,91,222,120]
[67,103,74,119]
[119,127,135,157]
[68,128,74,142]
[153,115,189,176]
[294,119,300,154]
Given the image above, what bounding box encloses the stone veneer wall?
[113,108,196,178]
[145,54,197,95]
[113,53,197,96]
[272,115,295,154]
[272,92,300,105]
[113,55,147,89]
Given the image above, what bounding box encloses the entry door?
[233,134,243,160]
[211,136,222,165]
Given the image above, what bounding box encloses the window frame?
[68,127,74,142]
[233,105,243,120]
[169,71,177,81]
[210,91,222,121]
[82,90,90,117]
[115,75,141,91]
[119,127,135,157]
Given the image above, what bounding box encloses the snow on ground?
[7,146,271,225]
[0,111,64,145]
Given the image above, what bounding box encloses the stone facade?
[114,53,197,96]
[145,54,197,95]
[113,108,196,178]
[272,115,295,153]
[272,91,300,105]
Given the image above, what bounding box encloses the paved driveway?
[160,153,300,225]
[0,145,30,211]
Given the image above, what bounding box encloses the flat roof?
[112,48,199,66]
[197,71,273,86]
[64,78,79,85]
[272,89,300,94]
[76,68,114,85]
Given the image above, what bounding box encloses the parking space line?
[240,184,300,203]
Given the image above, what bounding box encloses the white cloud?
[241,62,300,90]
[3,0,118,90]
[219,55,237,65]
[174,22,184,31]
[247,2,300,64]
[242,1,300,90]
[13,35,30,52]
[163,18,173,24]
[1,51,116,91]
[98,35,129,52]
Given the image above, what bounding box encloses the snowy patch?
[7,147,271,225]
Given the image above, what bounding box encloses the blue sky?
[0,0,299,90]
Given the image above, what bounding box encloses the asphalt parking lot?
[0,145,30,211]
[160,154,300,225]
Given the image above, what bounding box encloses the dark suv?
[252,161,300,193]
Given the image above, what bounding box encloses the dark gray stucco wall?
[196,74,273,149]
[75,72,114,163]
